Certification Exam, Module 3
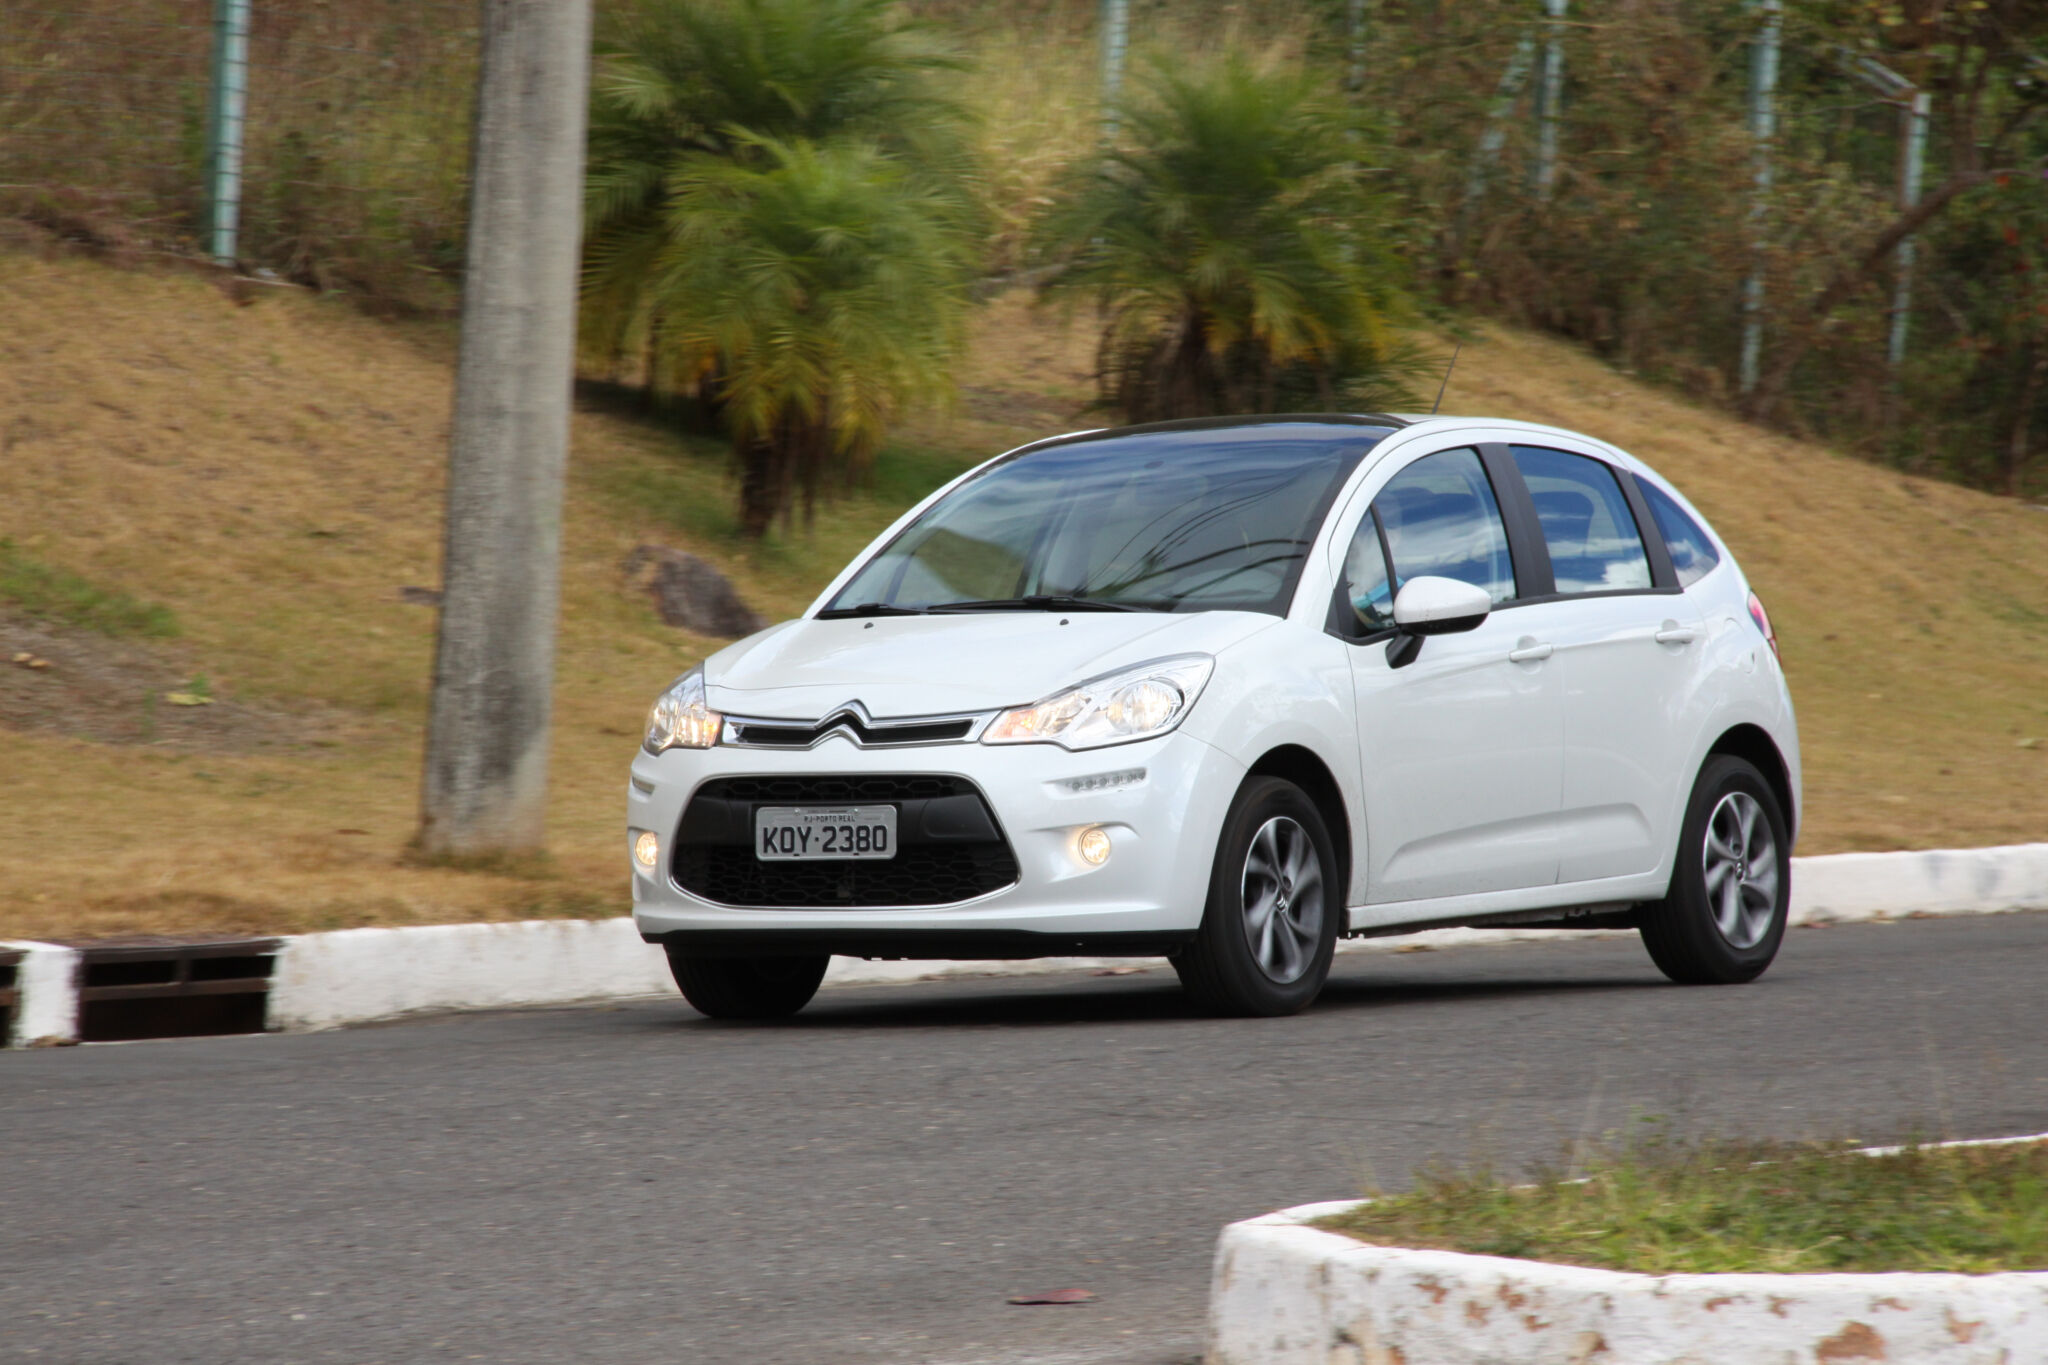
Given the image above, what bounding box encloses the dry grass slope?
[0,244,2042,942]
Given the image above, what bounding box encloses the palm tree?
[581,0,975,406]
[1035,55,1421,422]
[623,136,972,536]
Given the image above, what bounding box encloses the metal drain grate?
[71,938,280,1042]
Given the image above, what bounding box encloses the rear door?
[1506,443,1708,883]
[1336,446,1564,904]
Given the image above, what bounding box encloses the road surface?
[4,914,2045,1364]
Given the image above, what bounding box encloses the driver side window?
[1371,448,1518,604]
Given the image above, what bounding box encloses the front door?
[1339,447,1563,905]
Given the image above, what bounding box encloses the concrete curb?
[1205,1137,2048,1365]
[1,941,80,1047]
[5,842,2046,1042]
[268,919,675,1032]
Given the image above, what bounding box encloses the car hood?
[703,611,1277,719]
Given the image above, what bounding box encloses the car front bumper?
[627,729,1243,957]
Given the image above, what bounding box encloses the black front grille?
[730,716,975,747]
[672,775,1020,908]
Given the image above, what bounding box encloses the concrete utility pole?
[1738,0,1782,399]
[417,0,593,859]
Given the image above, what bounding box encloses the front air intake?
[671,775,1020,908]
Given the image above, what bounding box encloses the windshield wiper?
[816,602,930,619]
[927,595,1160,614]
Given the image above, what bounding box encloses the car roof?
[1004,413,1658,477]
[1002,413,1411,459]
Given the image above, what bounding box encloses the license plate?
[755,805,897,861]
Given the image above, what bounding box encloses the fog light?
[1076,826,1112,867]
[633,830,660,870]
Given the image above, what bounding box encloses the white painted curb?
[5,843,2046,1042]
[1790,842,2048,923]
[1,940,79,1047]
[267,919,675,1031]
[1207,1141,2048,1365]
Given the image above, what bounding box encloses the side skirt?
[1344,901,1642,939]
[647,928,1197,960]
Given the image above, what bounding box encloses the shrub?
[1034,54,1423,422]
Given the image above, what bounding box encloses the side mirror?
[1387,576,1493,669]
[1392,576,1494,636]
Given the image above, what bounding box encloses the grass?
[0,231,2043,943]
[1317,1134,2048,1275]
[0,247,1096,942]
[0,537,177,637]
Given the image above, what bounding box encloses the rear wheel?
[1173,777,1340,1016]
[666,951,830,1020]
[1638,755,1790,985]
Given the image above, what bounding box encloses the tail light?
[1747,591,1779,660]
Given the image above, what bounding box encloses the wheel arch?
[1706,723,1796,845]
[1245,744,1354,901]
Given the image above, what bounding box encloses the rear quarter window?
[1639,480,1721,588]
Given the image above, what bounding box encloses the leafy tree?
[1743,0,2048,424]
[613,136,972,536]
[1908,168,2048,496]
[581,0,975,405]
[1034,54,1421,422]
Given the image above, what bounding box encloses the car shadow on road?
[632,963,1669,1033]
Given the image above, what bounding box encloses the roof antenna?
[1431,344,1462,415]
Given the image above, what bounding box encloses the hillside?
[1,244,2044,941]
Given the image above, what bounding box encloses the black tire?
[1638,754,1791,985]
[1172,776,1341,1017]
[666,951,830,1020]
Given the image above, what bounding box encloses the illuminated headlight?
[643,668,722,754]
[633,831,661,869]
[983,655,1214,751]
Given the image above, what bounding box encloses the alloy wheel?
[1701,790,1779,949]
[1240,815,1324,983]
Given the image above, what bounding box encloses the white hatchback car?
[629,415,1799,1018]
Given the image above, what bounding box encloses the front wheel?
[1172,776,1341,1016]
[1638,755,1790,985]
[666,951,830,1020]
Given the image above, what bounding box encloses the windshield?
[823,424,1388,616]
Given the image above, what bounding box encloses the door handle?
[1655,622,1699,646]
[1508,640,1554,663]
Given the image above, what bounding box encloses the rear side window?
[1372,448,1517,604]
[1638,479,1721,588]
[1509,445,1652,594]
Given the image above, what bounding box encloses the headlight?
[643,668,722,754]
[983,655,1214,751]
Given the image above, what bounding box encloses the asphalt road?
[4,913,2046,1365]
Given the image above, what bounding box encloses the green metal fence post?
[1737,0,1782,399]
[1531,0,1567,199]
[203,0,251,266]
[1346,0,1370,95]
[1888,88,1930,370]
[1099,0,1129,145]
[1465,24,1537,206]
